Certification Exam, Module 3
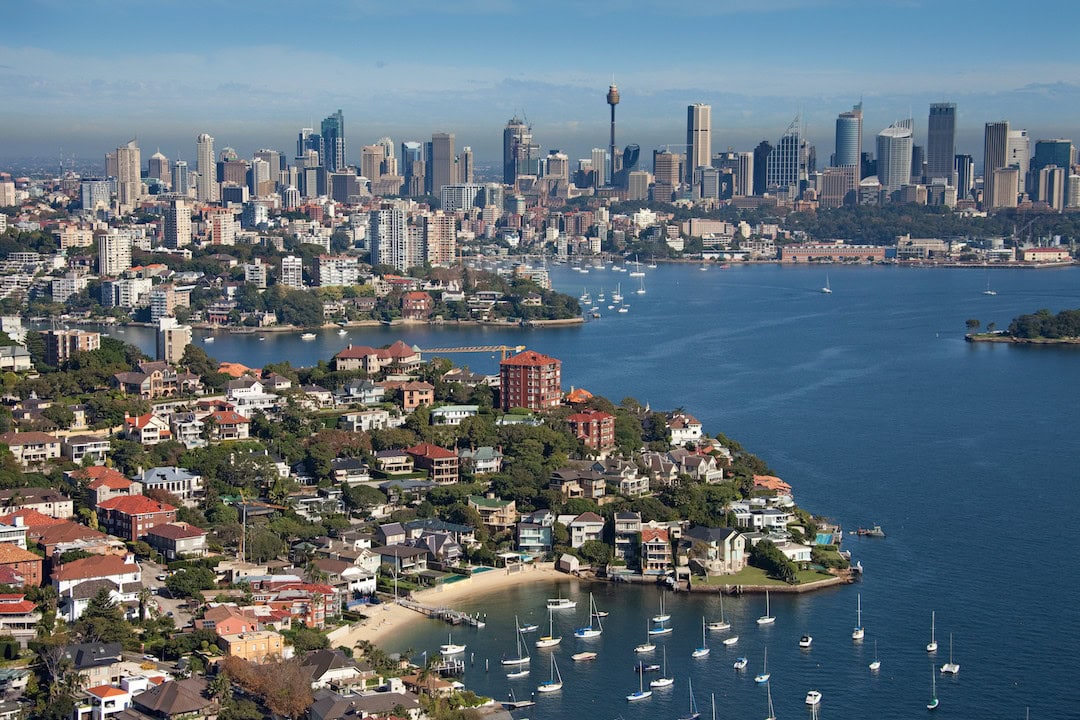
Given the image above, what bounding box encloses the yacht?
[805,690,822,707]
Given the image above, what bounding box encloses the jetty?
[398,598,487,627]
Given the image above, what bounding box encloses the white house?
[137,466,204,506]
[668,412,704,446]
[225,375,279,413]
[53,555,142,622]
[568,512,605,549]
[429,405,479,426]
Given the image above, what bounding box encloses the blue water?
[112,264,1080,717]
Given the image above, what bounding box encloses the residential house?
[207,409,250,442]
[110,361,201,400]
[0,487,73,518]
[146,522,208,560]
[0,545,43,587]
[568,512,605,549]
[668,412,704,446]
[96,496,177,541]
[310,558,377,596]
[262,372,293,392]
[682,526,746,576]
[332,340,422,374]
[457,446,503,475]
[61,643,123,690]
[566,410,616,450]
[0,431,61,467]
[53,555,142,621]
[309,686,421,720]
[603,459,649,497]
[336,378,386,406]
[77,467,143,508]
[339,409,395,433]
[377,478,434,505]
[613,511,642,565]
[169,412,206,449]
[680,453,725,483]
[410,533,462,567]
[400,381,434,410]
[375,522,406,547]
[640,451,679,487]
[753,475,793,496]
[124,677,218,720]
[76,684,132,720]
[218,630,285,663]
[225,375,279,413]
[301,385,335,409]
[403,518,476,547]
[329,458,371,486]
[405,443,459,485]
[299,649,370,690]
[429,405,478,426]
[0,593,42,646]
[194,603,262,635]
[640,527,673,574]
[137,466,203,505]
[0,345,32,372]
[62,435,111,464]
[467,494,518,533]
[516,509,554,556]
[123,413,171,445]
[776,541,812,564]
[549,465,606,500]
[33,520,114,558]
[374,449,413,475]
[401,291,433,320]
[373,545,428,575]
[0,522,26,548]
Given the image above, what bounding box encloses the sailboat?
[678,678,701,720]
[652,594,670,623]
[940,633,960,674]
[439,633,465,655]
[821,274,833,294]
[635,274,646,295]
[707,593,730,631]
[634,621,656,653]
[692,617,710,658]
[983,272,997,296]
[754,645,771,683]
[852,593,865,640]
[764,682,777,720]
[630,254,645,277]
[927,669,940,710]
[506,667,529,679]
[723,634,739,646]
[612,283,623,303]
[649,646,674,688]
[926,610,938,653]
[869,639,881,671]
[756,589,775,625]
[535,609,562,648]
[574,593,604,638]
[536,655,563,693]
[501,617,530,665]
[626,663,652,702]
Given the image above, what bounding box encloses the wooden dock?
[399,599,487,627]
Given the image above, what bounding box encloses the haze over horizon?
[3,0,1080,169]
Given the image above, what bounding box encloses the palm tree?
[137,586,154,622]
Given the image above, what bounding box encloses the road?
[140,560,194,628]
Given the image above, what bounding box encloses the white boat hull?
[926,642,938,653]
[536,683,562,693]
[440,645,466,655]
[723,636,739,646]
[574,628,601,638]
[692,648,710,658]
[757,616,775,625]
[627,691,652,702]
[707,622,730,631]
[507,670,529,679]
[755,674,770,684]
[648,627,673,635]
[535,638,561,648]
[501,657,529,666]
[805,692,822,706]
[635,643,655,653]
[649,678,674,689]
[940,663,960,674]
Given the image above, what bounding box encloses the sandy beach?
[330,564,566,650]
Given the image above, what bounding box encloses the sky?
[3,0,1080,169]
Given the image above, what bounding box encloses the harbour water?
[111,263,1080,717]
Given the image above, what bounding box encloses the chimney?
[13,515,24,527]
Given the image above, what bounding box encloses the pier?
[398,598,487,627]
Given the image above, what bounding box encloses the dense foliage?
[1007,307,1080,339]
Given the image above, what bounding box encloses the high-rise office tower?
[753,141,771,196]
[591,148,607,187]
[249,158,271,197]
[607,83,620,187]
[503,117,533,185]
[834,103,863,178]
[876,119,914,195]
[686,103,712,185]
[375,137,397,176]
[172,160,189,195]
[766,117,803,196]
[954,154,975,200]
[652,150,681,203]
[983,121,1009,209]
[253,149,281,193]
[926,103,956,181]
[99,230,133,276]
[401,141,424,196]
[115,140,142,208]
[735,152,754,197]
[297,128,320,160]
[1007,129,1030,194]
[991,167,1019,209]
[430,132,456,196]
[196,133,218,202]
[459,146,474,184]
[911,145,925,184]
[1030,139,1073,199]
[164,199,192,248]
[148,151,169,186]
[1038,165,1066,211]
[545,151,570,183]
[321,110,345,172]
[361,145,386,183]
[105,152,118,179]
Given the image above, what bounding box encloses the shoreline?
[966,333,1080,345]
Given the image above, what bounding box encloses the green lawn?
[697,566,835,586]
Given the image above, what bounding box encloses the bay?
[111,263,1080,717]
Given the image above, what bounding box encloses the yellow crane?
[419,344,526,361]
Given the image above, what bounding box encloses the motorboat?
[805,690,822,706]
[800,635,813,649]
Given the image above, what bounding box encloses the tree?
[165,566,216,598]
[578,539,612,565]
[965,318,981,331]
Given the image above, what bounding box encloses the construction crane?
[419,345,526,361]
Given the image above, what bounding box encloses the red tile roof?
[97,495,177,515]
[405,443,456,460]
[0,544,41,564]
[210,410,250,424]
[0,431,60,445]
[35,521,107,547]
[86,685,128,698]
[52,554,138,582]
[0,599,36,614]
[146,522,205,540]
[0,508,65,529]
[501,350,560,367]
[567,410,614,422]
[641,527,669,543]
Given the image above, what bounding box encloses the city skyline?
[3,1,1080,166]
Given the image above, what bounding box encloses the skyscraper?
[686,103,712,185]
[1007,129,1030,194]
[926,103,956,181]
[876,120,914,195]
[369,205,415,271]
[607,83,620,187]
[430,132,456,196]
[115,140,142,209]
[401,141,424,196]
[753,141,771,196]
[766,117,803,196]
[503,117,532,185]
[148,151,169,186]
[196,133,217,203]
[591,148,607,187]
[1030,139,1073,199]
[954,154,975,200]
[736,152,754,197]
[459,146,474,184]
[321,110,345,172]
[983,121,1009,209]
[361,145,386,183]
[99,230,133,276]
[834,103,863,180]
[164,199,191,249]
[172,160,189,195]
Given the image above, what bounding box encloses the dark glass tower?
[926,103,956,181]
